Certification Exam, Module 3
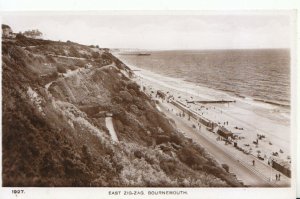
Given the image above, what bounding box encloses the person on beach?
[275,174,278,181]
[252,160,255,166]
[278,174,281,181]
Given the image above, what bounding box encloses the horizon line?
[112,47,290,51]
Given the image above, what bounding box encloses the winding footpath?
[44,59,119,142]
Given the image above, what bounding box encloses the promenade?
[157,99,290,187]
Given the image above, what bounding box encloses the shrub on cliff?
[156,135,170,145]
[111,104,126,118]
[92,52,100,59]
[68,64,79,71]
[127,82,140,93]
[129,105,139,115]
[221,164,229,173]
[57,65,67,73]
[157,116,175,135]
[113,119,125,134]
[74,59,86,68]
[177,147,208,169]
[16,33,27,40]
[133,99,146,110]
[169,133,183,146]
[112,96,122,104]
[119,91,133,103]
[160,160,176,175]
[3,45,27,67]
[46,55,56,63]
[145,109,159,125]
[69,46,80,57]
[128,89,136,96]
[145,108,175,136]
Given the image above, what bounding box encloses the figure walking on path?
[252,160,255,166]
[275,174,278,181]
[278,174,281,181]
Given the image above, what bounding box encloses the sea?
[116,49,290,109]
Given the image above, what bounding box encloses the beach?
[122,62,291,186]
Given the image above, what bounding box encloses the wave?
[253,98,290,108]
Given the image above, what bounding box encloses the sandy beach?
[124,63,291,185]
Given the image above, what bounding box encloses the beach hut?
[156,90,166,99]
[217,126,233,139]
[272,158,291,178]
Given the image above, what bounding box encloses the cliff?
[2,33,243,187]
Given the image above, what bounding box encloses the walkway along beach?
[125,63,291,187]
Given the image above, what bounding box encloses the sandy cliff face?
[2,36,242,187]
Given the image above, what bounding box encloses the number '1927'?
[12,190,25,194]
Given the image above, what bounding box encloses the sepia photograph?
[0,4,298,199]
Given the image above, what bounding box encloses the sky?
[2,12,293,50]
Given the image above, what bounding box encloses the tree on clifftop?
[23,29,43,39]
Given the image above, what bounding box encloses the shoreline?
[117,60,291,170]
[125,62,290,122]
[120,59,290,113]
[115,52,290,111]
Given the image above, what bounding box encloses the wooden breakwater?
[187,100,236,104]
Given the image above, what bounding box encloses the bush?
[16,33,27,40]
[57,65,67,73]
[82,54,90,59]
[74,60,86,68]
[177,147,208,168]
[134,150,143,159]
[221,164,229,172]
[119,91,133,103]
[156,135,170,145]
[129,105,139,114]
[160,160,176,175]
[134,99,146,110]
[128,89,136,96]
[157,116,175,135]
[114,119,124,133]
[112,96,122,104]
[46,55,56,63]
[127,82,140,93]
[92,52,100,59]
[170,133,183,145]
[69,46,80,57]
[206,166,223,178]
[111,105,126,118]
[5,45,27,67]
[68,65,78,71]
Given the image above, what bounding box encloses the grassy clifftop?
[2,35,242,187]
